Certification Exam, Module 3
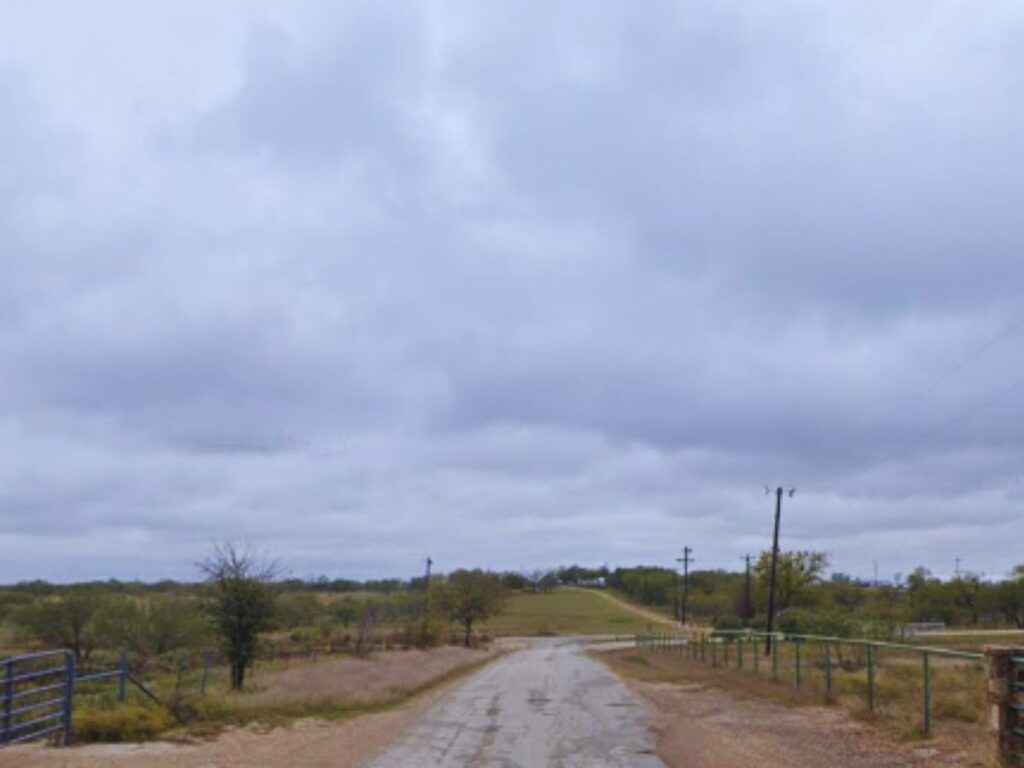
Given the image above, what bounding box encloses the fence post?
[724,640,729,667]
[63,652,75,747]
[985,646,1023,766]
[922,650,931,737]
[772,636,778,680]
[738,638,744,669]
[753,638,760,675]
[712,640,717,668]
[3,660,13,745]
[795,640,802,688]
[701,635,706,663]
[118,649,127,704]
[825,642,832,698]
[867,644,875,711]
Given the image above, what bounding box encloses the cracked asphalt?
[361,638,665,768]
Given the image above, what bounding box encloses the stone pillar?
[986,646,1023,765]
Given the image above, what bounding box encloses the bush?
[775,608,855,638]
[402,616,448,649]
[73,703,174,742]
[713,615,745,632]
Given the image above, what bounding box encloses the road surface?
[361,638,665,768]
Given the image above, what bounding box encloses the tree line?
[0,544,509,692]
[607,552,1024,638]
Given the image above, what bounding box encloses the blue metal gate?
[1,650,74,747]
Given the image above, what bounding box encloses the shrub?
[775,608,855,638]
[401,616,448,649]
[932,690,981,723]
[73,703,174,742]
[713,615,745,632]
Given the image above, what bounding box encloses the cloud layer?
[2,1,1024,582]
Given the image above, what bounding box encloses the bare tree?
[198,543,279,691]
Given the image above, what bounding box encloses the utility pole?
[672,565,680,622]
[954,557,962,580]
[765,486,795,655]
[676,548,693,625]
[423,556,433,613]
[741,554,752,625]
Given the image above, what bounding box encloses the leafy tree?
[952,572,986,625]
[992,568,1024,628]
[93,598,148,654]
[830,580,867,613]
[16,590,103,660]
[199,543,278,691]
[275,592,322,629]
[335,596,359,628]
[442,570,507,647]
[148,597,208,654]
[754,551,828,616]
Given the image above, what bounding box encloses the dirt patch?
[600,650,992,768]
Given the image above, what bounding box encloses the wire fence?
[635,629,986,738]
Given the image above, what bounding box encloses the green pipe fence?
[634,629,985,740]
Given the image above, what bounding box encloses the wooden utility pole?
[424,556,433,613]
[676,548,693,625]
[742,554,752,625]
[765,487,794,654]
[672,567,680,622]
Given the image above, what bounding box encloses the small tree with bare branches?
[199,543,279,691]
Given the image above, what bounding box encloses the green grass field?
[906,629,1024,654]
[481,588,659,636]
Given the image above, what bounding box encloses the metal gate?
[1,650,74,747]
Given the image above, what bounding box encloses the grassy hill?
[481,587,661,637]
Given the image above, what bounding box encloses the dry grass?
[65,645,494,742]
[228,646,489,713]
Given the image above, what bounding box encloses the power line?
[917,377,1024,442]
[924,310,1024,390]
[848,374,1024,480]
[845,307,1024,453]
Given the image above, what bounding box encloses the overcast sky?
[2,1,1023,583]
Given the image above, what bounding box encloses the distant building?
[904,622,946,636]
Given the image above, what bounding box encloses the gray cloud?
[1,1,1023,582]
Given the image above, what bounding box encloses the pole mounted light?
[764,486,795,655]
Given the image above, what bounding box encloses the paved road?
[361,638,665,768]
